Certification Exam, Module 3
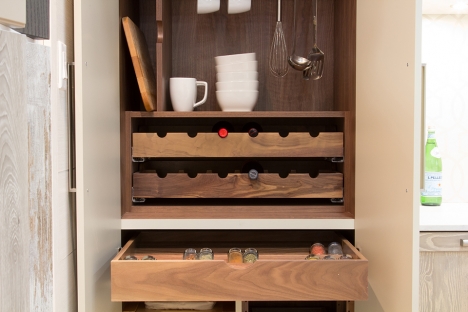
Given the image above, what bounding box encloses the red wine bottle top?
[218,128,228,138]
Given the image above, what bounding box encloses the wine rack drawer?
[133,172,343,199]
[132,132,343,158]
[111,231,368,302]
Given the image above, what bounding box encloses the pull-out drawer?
[132,132,343,158]
[111,231,368,302]
[133,172,343,199]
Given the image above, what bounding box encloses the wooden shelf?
[127,111,348,118]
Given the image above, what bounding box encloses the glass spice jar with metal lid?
[198,248,214,260]
[243,248,258,263]
[142,255,156,260]
[228,248,243,263]
[183,248,198,260]
[327,242,343,255]
[123,255,138,260]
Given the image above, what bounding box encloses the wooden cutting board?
[122,16,157,111]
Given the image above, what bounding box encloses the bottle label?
[430,147,441,158]
[422,172,442,196]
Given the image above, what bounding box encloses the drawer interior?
[112,231,367,302]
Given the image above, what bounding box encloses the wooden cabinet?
[73,0,421,311]
[420,232,468,312]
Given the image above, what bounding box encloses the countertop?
[420,203,468,231]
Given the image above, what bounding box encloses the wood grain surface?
[111,235,367,302]
[124,204,349,220]
[133,132,343,158]
[420,232,468,312]
[0,29,30,312]
[133,172,343,198]
[154,0,338,112]
[25,38,52,312]
[123,16,157,111]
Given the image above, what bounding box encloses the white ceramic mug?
[228,0,251,14]
[197,0,220,14]
[170,78,208,112]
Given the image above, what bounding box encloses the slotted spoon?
[303,0,324,80]
[269,0,289,77]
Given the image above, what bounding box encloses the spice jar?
[310,243,326,255]
[183,248,198,260]
[142,255,156,260]
[340,254,353,260]
[124,255,138,260]
[327,242,343,255]
[243,248,258,263]
[228,248,243,263]
[198,248,214,260]
[323,255,336,260]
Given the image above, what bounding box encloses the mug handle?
[193,81,208,108]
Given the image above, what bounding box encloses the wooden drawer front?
[132,132,344,158]
[420,232,468,252]
[111,232,368,302]
[133,172,343,199]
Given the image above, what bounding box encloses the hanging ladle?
[288,0,312,71]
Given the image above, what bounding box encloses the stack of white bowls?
[215,53,259,112]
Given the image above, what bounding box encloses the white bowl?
[216,90,258,112]
[214,53,256,66]
[216,61,258,73]
[216,71,258,82]
[216,81,258,91]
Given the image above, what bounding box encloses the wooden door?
[355,0,421,311]
[74,0,122,311]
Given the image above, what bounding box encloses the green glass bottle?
[421,127,442,206]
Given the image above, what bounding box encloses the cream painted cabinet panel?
[355,0,421,311]
[74,0,121,311]
[420,232,468,312]
[0,0,25,28]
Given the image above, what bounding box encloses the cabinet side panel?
[75,0,122,311]
[355,0,421,311]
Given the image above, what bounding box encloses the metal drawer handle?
[68,63,76,193]
[461,239,468,247]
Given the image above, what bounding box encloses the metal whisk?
[269,0,288,77]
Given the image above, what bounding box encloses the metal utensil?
[269,0,289,77]
[288,0,312,71]
[303,0,324,80]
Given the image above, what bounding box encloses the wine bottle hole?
[188,172,198,178]
[157,172,167,178]
[309,131,320,138]
[279,131,289,138]
[157,132,167,138]
[279,172,289,179]
[218,172,228,178]
[187,132,198,138]
[309,171,319,178]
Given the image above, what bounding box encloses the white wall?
[422,15,468,203]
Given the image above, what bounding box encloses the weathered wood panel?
[0,29,30,312]
[26,40,52,311]
[420,232,468,312]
